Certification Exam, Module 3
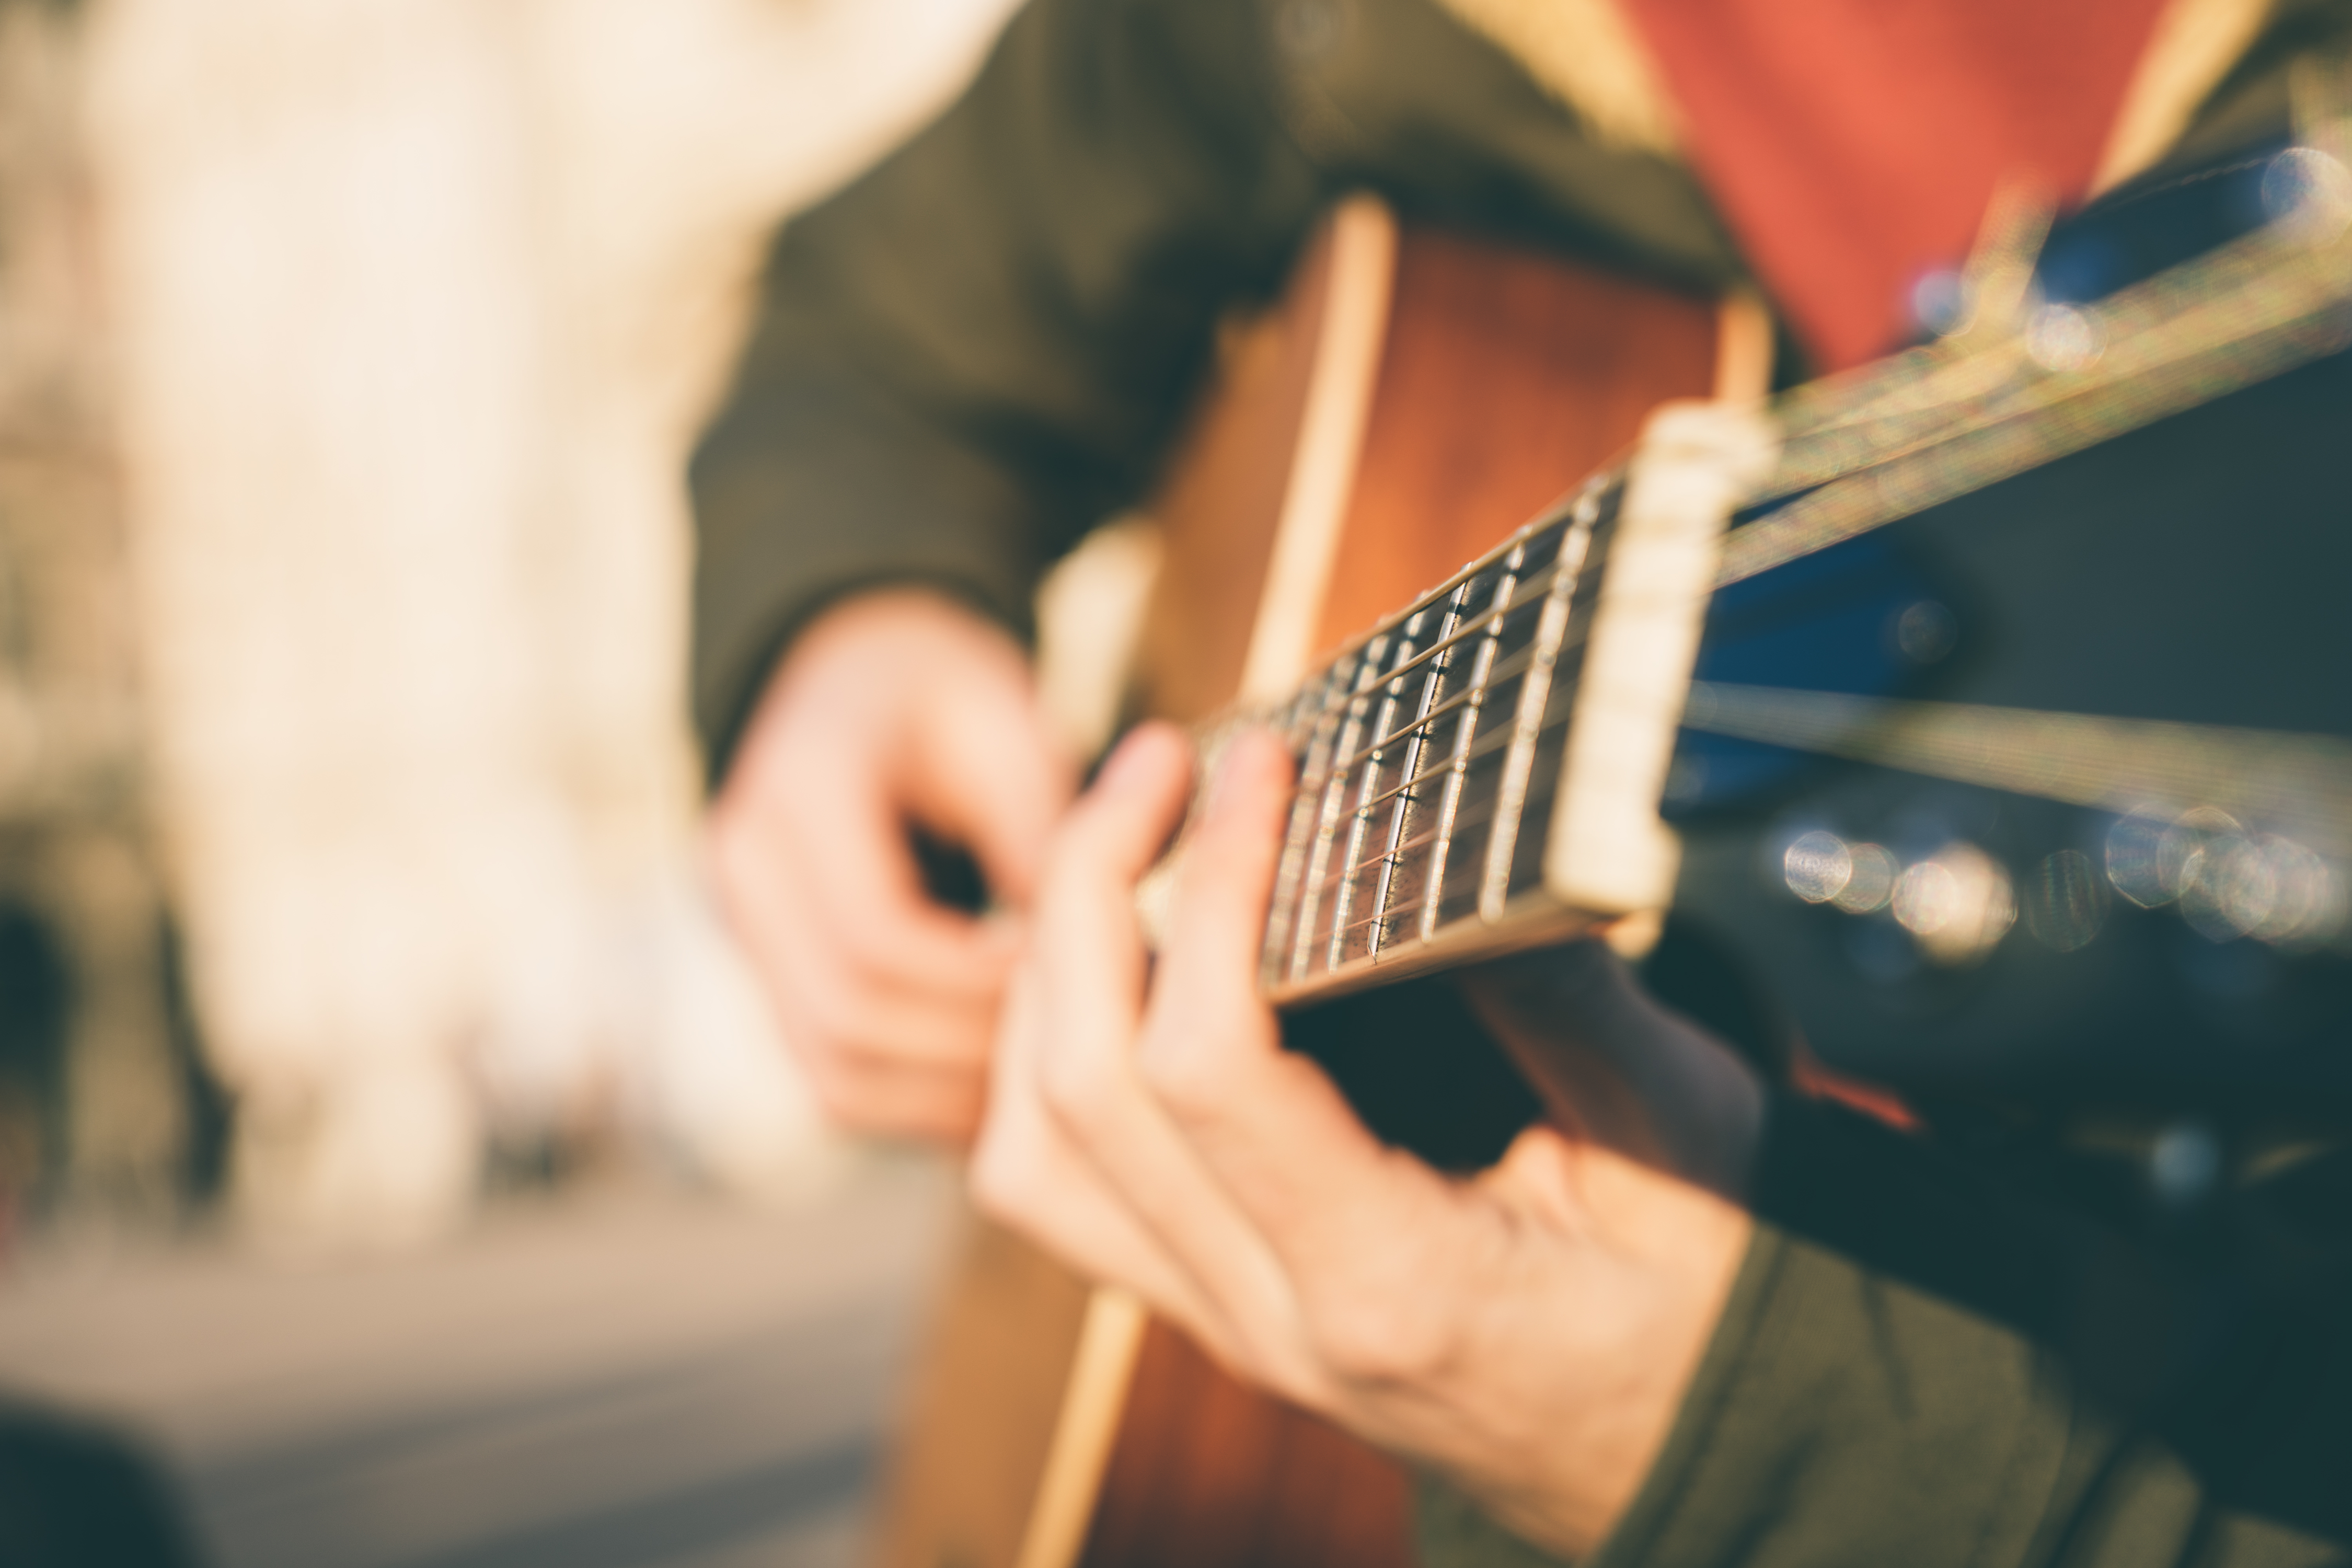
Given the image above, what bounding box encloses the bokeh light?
[1892,841,2015,965]
[1782,829,1853,904]
[1833,843,1901,914]
[2022,848,2108,952]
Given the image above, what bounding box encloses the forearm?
[1588,1229,2346,1568]
[1422,1097,2352,1568]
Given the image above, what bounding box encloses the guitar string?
[1248,141,2352,975]
[1365,579,1466,957]
[1295,690,1574,905]
[1760,166,2342,460]
[1290,158,2352,751]
[1272,168,2352,736]
[1722,178,2352,584]
[1680,682,2352,859]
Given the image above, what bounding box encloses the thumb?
[907,649,1079,908]
[1461,944,1762,1200]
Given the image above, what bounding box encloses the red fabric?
[1622,0,2170,368]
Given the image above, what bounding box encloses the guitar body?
[879,140,2352,1568]
[873,199,1758,1568]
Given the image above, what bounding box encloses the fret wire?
[1280,638,1570,835]
[1365,590,1465,958]
[1288,642,1390,982]
[1322,636,1543,780]
[1422,545,1520,940]
[1273,644,1567,837]
[1262,665,1348,984]
[1283,531,1579,902]
[1344,661,1532,816]
[1352,560,1559,689]
[1324,628,1421,972]
[1284,653,1375,982]
[1299,553,1569,722]
[1297,672,1584,895]
[1269,515,1576,749]
[1298,766,1503,901]
[1333,804,1473,938]
[1289,639,1505,945]
[1306,734,1493,935]
[1480,489,1601,921]
[1296,510,1570,697]
[1292,692,1594,917]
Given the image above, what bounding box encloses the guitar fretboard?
[1254,475,1623,1002]
[1223,131,2352,1006]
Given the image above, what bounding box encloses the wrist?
[1408,1131,1755,1561]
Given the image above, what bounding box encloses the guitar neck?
[1250,402,1777,1007]
[1238,158,2352,1010]
[1256,480,1607,1002]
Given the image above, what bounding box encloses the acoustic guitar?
[875,128,2352,1568]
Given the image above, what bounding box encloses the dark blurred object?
[0,0,197,1220]
[0,898,71,1220]
[1671,143,2352,1118]
[910,826,990,915]
[0,1396,209,1568]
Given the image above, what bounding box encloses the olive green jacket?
[689,2,2352,1563]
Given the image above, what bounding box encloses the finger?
[1029,723,1193,1058]
[714,771,1012,1006]
[1139,731,1461,1302]
[1025,727,1318,1386]
[971,963,1238,1355]
[801,1051,987,1144]
[714,816,1005,1071]
[1028,724,1194,1124]
[1144,729,1399,1190]
[1147,727,1294,1039]
[909,655,1078,909]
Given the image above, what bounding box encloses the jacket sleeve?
[686,0,1327,775]
[1420,1096,2352,1568]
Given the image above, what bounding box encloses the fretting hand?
[710,590,1077,1143]
[972,722,1763,1557]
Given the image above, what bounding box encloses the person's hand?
[710,590,1077,1143]
[970,722,1763,1557]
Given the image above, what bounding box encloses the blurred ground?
[0,1156,958,1568]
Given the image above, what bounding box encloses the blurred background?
[0,0,1021,1560]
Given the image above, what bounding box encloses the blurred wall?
[82,0,1021,1246]
[0,0,177,1221]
